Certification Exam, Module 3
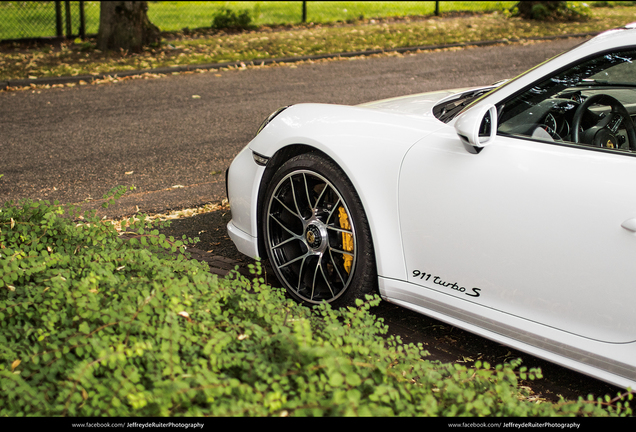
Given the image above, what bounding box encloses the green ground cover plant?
[1,5,635,83]
[0,191,633,416]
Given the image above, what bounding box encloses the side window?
[497,50,636,153]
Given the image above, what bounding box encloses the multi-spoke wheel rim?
[266,170,357,304]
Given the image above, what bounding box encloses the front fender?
[249,103,445,280]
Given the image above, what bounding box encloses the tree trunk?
[97,1,160,52]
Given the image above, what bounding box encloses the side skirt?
[378,276,636,389]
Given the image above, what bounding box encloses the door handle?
[621,218,636,232]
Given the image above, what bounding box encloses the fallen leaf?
[125,171,134,175]
[192,95,201,99]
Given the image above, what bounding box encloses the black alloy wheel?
[262,153,376,306]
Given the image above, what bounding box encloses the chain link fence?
[0,1,98,41]
[2,1,523,43]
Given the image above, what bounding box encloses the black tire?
[261,153,377,307]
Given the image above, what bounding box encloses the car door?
[398,129,636,344]
[398,48,636,344]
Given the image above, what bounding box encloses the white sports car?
[227,24,636,389]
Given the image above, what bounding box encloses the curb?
[0,32,599,91]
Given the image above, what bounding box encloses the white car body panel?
[226,24,636,389]
[399,130,636,344]
[245,104,447,278]
[226,145,264,258]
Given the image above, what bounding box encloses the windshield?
[588,53,636,85]
[433,88,494,123]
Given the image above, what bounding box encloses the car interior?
[497,50,636,152]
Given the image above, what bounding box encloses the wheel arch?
[255,144,346,258]
[254,141,407,283]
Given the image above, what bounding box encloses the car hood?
[357,85,495,118]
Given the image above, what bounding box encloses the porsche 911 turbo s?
[226,24,636,389]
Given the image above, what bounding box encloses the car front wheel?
[261,153,376,306]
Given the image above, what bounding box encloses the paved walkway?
[120,233,253,278]
[185,247,251,277]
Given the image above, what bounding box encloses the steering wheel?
[572,94,636,151]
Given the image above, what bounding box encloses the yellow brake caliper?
[338,207,354,274]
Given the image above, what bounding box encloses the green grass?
[1,1,630,40]
[1,4,636,82]
[3,2,636,41]
[146,1,517,31]
[0,1,518,40]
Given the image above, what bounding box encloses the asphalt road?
[2,37,587,215]
[2,36,624,400]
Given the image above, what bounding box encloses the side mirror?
[454,104,497,154]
